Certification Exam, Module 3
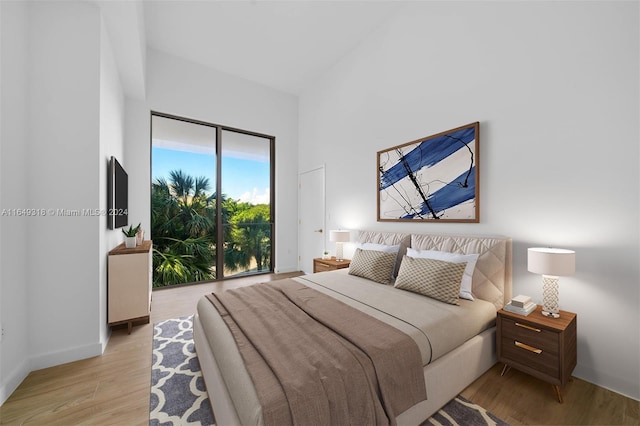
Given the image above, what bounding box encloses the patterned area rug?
[150,316,509,426]
[423,395,509,426]
[150,316,214,425]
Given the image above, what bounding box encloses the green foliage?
[152,237,215,287]
[226,204,272,272]
[151,170,217,287]
[151,169,272,287]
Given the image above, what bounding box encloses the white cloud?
[238,187,270,204]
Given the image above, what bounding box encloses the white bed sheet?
[295,269,497,365]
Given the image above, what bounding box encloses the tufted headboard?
[358,231,512,310]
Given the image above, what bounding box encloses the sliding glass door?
[151,113,274,287]
[221,129,273,276]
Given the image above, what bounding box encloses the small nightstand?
[497,305,577,403]
[313,257,351,273]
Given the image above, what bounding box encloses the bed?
[194,231,512,425]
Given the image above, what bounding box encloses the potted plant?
[122,223,140,248]
[322,250,331,260]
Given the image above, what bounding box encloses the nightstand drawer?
[500,336,559,379]
[314,262,334,272]
[501,317,559,354]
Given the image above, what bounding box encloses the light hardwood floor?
[1,272,638,425]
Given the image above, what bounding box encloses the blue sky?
[152,147,270,204]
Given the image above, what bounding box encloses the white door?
[298,166,325,274]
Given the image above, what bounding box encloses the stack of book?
[503,294,536,316]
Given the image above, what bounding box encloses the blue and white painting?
[377,122,479,222]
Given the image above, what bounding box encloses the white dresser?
[108,240,152,333]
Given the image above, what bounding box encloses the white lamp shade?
[329,230,350,243]
[528,247,575,276]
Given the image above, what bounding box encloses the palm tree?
[151,170,216,287]
[225,204,272,274]
[152,169,272,284]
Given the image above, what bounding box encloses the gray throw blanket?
[206,278,426,426]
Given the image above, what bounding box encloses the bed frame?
[194,232,512,425]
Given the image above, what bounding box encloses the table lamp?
[329,230,350,261]
[527,247,576,318]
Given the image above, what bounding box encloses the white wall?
[99,17,126,349]
[0,0,30,404]
[0,1,126,404]
[125,49,299,273]
[26,0,103,370]
[299,1,639,400]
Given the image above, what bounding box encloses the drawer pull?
[515,341,542,354]
[515,322,541,332]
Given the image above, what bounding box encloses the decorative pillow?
[406,248,479,301]
[348,248,397,285]
[394,256,467,305]
[355,243,402,280]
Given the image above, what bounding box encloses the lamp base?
[336,242,344,262]
[541,274,561,319]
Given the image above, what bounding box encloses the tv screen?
[108,156,128,229]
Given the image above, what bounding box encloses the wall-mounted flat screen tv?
[108,156,128,229]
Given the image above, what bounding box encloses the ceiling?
[117,1,404,96]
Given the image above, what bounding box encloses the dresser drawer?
[501,317,559,355]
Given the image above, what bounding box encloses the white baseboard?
[274,264,300,274]
[1,340,107,406]
[29,341,104,372]
[574,364,640,402]
[0,358,29,406]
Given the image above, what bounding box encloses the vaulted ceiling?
[98,1,404,98]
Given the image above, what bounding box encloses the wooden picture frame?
[377,122,480,222]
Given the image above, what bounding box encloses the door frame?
[150,111,276,285]
[298,165,326,273]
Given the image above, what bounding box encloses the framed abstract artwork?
[377,122,480,222]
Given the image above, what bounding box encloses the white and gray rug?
[150,316,214,426]
[150,316,509,426]
[422,395,509,426]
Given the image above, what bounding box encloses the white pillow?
[355,242,400,253]
[405,248,479,301]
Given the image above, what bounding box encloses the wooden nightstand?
[313,257,351,273]
[497,305,577,403]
